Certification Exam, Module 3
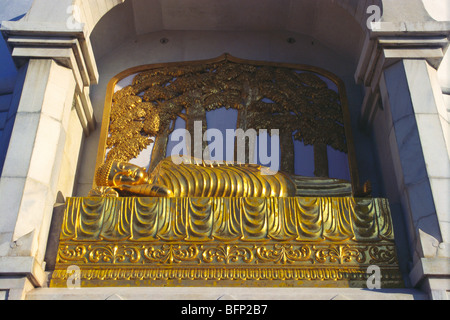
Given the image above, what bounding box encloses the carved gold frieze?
[53,267,387,285]
[51,241,402,287]
[51,249,401,288]
[50,196,403,288]
[55,242,397,266]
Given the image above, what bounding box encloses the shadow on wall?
[0,7,29,175]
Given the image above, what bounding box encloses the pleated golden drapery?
[59,197,393,242]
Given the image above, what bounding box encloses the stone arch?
[73,0,125,36]
[70,0,435,40]
[19,0,125,36]
[88,0,381,65]
[334,0,383,29]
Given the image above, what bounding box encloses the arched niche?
[75,0,385,197]
[93,54,360,195]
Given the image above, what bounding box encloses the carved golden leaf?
[105,59,348,164]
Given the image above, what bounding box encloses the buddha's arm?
[117,184,173,197]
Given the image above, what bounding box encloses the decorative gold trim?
[55,241,398,266]
[50,265,403,288]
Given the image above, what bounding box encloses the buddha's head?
[95,160,149,187]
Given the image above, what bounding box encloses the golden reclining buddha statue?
[90,156,352,198]
[50,57,402,288]
[56,155,402,288]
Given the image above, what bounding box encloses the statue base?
[50,196,404,288]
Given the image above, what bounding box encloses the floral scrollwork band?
[52,242,402,286]
[57,242,397,266]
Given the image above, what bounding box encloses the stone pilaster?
[1,21,98,134]
[0,58,76,285]
[0,18,100,299]
[355,21,450,299]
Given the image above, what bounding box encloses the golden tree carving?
[106,57,347,176]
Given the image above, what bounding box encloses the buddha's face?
[110,161,149,186]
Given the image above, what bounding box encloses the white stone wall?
[0,0,449,300]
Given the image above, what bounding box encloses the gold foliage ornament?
[105,56,347,175]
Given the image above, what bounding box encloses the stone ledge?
[370,21,450,37]
[25,286,428,300]
[409,257,450,288]
[0,256,46,287]
[0,21,99,84]
[0,21,98,135]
